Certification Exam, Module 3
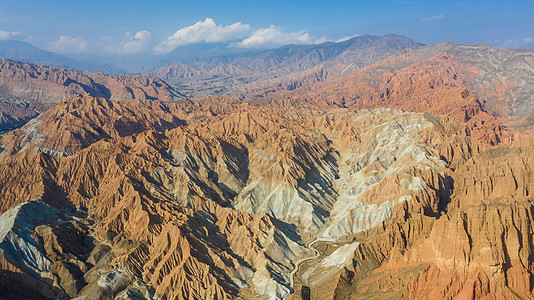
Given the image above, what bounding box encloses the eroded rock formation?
[0,59,187,131]
[0,93,532,299]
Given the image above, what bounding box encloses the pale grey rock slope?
[0,200,59,276]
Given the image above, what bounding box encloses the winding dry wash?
[0,2,533,299]
[289,239,322,289]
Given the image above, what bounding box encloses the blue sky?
[0,0,532,55]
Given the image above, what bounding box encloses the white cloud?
[236,25,325,48]
[315,36,329,44]
[496,37,534,49]
[154,18,250,54]
[118,30,152,54]
[0,30,21,40]
[336,34,360,43]
[50,35,88,53]
[421,15,445,22]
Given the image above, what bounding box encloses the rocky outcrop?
[0,93,187,155]
[1,94,534,299]
[0,59,187,131]
[421,43,534,127]
[0,98,44,132]
[285,53,506,145]
[0,99,322,298]
[317,133,534,300]
[145,34,421,98]
[261,43,534,144]
[0,59,185,104]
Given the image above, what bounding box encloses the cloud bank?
[154,18,250,54]
[153,18,329,54]
[336,34,360,43]
[496,37,534,49]
[119,30,153,54]
[50,35,88,53]
[18,18,345,55]
[0,30,21,40]
[236,25,327,48]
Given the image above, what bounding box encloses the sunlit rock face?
[1,42,534,299]
[0,59,187,131]
[0,92,480,299]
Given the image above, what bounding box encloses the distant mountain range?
[0,34,425,99]
[146,34,423,97]
[0,40,125,74]
[154,34,422,71]
[2,34,533,140]
[0,34,422,77]
[264,41,534,140]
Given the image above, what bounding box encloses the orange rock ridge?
[0,94,533,299]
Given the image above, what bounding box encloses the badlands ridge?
[0,35,533,299]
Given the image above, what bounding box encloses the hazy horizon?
[0,0,531,57]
